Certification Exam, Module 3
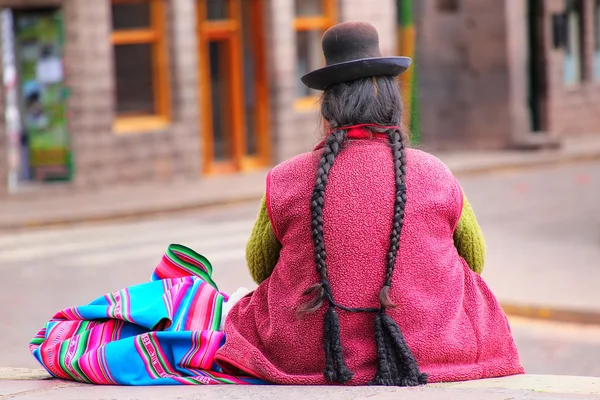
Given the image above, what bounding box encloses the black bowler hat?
[301,21,412,91]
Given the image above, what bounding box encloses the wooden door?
[197,0,270,174]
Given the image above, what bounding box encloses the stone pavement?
[1,370,599,399]
[463,159,600,323]
[1,135,599,231]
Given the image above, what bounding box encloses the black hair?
[300,76,428,386]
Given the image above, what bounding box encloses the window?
[111,0,170,133]
[563,0,585,85]
[595,0,600,80]
[294,0,336,108]
[437,0,459,13]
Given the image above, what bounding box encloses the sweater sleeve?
[245,195,282,284]
[453,193,486,274]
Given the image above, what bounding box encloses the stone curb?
[1,196,260,232]
[1,371,599,399]
[0,368,53,381]
[443,148,600,176]
[501,303,600,326]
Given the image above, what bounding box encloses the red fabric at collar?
[314,128,390,150]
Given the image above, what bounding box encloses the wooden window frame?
[111,0,171,134]
[293,0,337,111]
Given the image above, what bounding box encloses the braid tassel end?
[370,310,428,386]
[323,306,354,384]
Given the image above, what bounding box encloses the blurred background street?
[1,159,599,376]
[0,0,599,387]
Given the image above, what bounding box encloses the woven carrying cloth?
[30,244,265,385]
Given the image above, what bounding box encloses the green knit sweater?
[246,193,485,284]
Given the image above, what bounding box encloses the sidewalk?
[1,369,599,399]
[0,170,269,232]
[1,136,599,231]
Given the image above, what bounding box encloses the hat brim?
[301,57,412,91]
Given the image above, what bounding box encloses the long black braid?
[380,128,406,308]
[300,76,428,386]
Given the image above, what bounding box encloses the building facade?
[0,0,599,197]
[0,0,397,196]
[416,0,600,150]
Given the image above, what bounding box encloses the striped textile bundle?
[29,244,264,385]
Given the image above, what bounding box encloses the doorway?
[527,0,549,132]
[197,0,270,174]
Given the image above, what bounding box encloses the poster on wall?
[14,9,72,182]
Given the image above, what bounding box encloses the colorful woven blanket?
[30,244,265,385]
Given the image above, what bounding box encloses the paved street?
[466,160,600,312]
[1,160,599,376]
